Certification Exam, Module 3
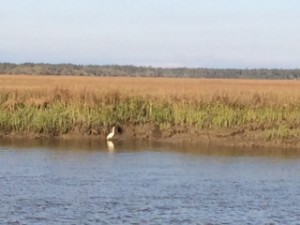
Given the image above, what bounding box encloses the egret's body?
[106,127,115,140]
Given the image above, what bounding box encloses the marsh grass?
[1,75,300,140]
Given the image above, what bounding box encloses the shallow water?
[1,139,300,224]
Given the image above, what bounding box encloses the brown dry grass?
[1,74,300,106]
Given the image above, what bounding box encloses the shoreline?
[1,124,299,149]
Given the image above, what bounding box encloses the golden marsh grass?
[1,75,300,104]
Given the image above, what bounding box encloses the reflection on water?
[2,137,300,157]
[106,140,115,152]
[1,138,300,224]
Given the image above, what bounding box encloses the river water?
[1,139,300,225]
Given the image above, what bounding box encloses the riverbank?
[1,75,300,148]
[1,123,300,149]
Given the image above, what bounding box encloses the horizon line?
[0,62,299,71]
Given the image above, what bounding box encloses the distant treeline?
[0,63,300,79]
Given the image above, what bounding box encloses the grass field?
[1,75,300,144]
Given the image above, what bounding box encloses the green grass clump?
[0,90,299,141]
[264,125,298,141]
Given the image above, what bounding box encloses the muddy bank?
[111,124,300,149]
[1,124,299,149]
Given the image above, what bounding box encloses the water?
[1,139,300,224]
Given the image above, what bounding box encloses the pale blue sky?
[1,0,299,68]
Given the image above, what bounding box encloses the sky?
[1,0,300,68]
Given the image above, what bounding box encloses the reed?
[1,75,300,140]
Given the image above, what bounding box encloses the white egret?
[106,126,116,140]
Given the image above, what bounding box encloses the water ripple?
[1,148,300,224]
